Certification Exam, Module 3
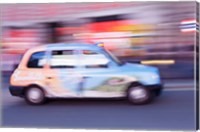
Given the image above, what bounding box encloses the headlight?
[150,73,159,80]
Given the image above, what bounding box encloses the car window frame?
[26,51,47,69]
[79,49,113,69]
[48,49,80,69]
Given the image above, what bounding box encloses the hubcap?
[130,87,147,100]
[27,88,43,103]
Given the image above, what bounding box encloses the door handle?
[47,77,53,79]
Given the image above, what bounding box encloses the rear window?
[27,51,45,68]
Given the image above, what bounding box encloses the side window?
[50,50,77,68]
[81,50,109,68]
[27,51,45,68]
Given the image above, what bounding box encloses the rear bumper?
[9,85,24,97]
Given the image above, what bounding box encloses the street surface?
[1,74,196,130]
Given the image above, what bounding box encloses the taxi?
[9,43,163,105]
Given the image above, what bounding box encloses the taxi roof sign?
[95,42,104,47]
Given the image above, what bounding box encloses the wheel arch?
[23,84,47,96]
[125,81,143,94]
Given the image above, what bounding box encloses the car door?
[44,49,83,97]
[78,49,127,98]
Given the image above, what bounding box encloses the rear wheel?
[127,85,153,105]
[25,86,46,105]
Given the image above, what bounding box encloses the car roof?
[45,43,103,51]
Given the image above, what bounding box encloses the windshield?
[105,50,124,66]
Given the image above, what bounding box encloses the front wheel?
[25,86,46,105]
[127,85,153,105]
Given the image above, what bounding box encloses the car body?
[9,43,163,105]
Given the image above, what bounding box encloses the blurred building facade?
[1,2,198,78]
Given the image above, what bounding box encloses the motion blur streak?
[141,60,175,65]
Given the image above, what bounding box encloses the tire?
[127,85,153,105]
[25,86,46,105]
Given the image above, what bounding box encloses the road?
[1,75,196,131]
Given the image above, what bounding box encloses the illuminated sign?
[180,19,199,33]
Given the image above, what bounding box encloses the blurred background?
[0,2,198,130]
[1,2,198,79]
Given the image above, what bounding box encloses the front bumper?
[9,85,24,97]
[145,84,163,96]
